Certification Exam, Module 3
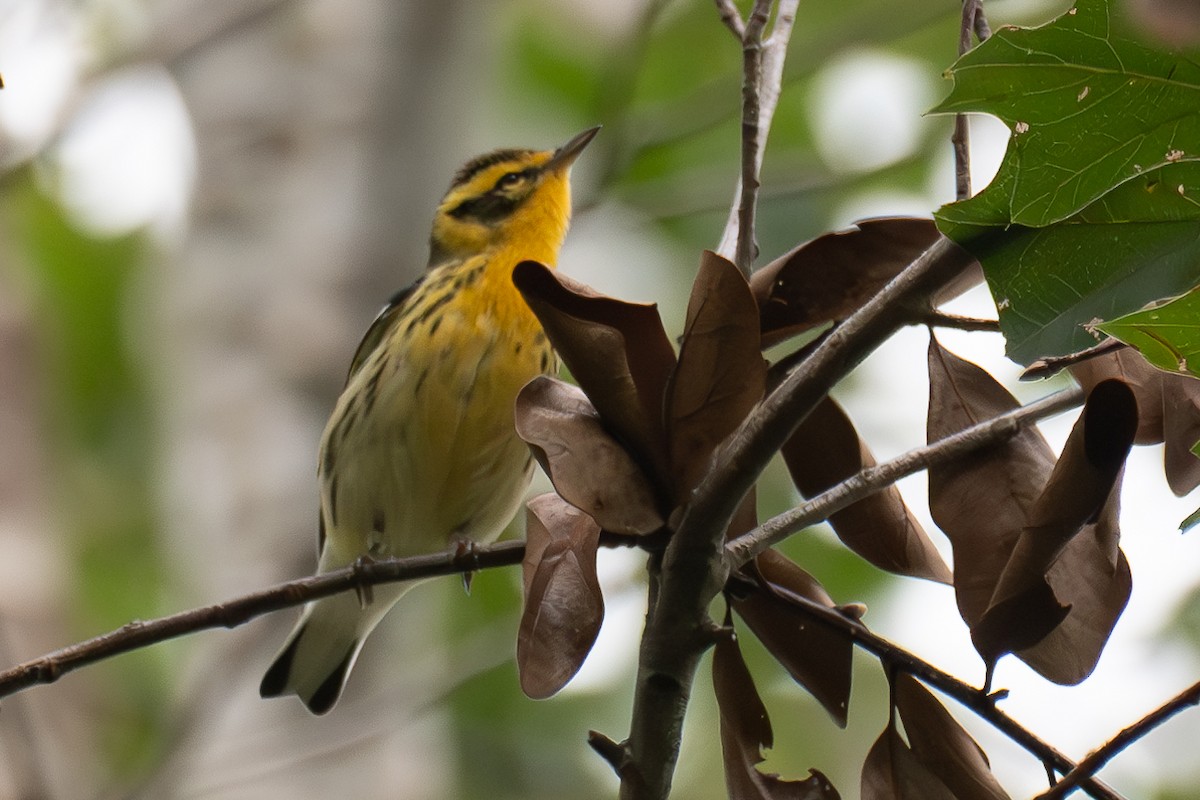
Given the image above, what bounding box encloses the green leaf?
[1094,288,1200,377]
[933,0,1200,227]
[1181,505,1200,533]
[933,0,1200,365]
[941,218,1200,364]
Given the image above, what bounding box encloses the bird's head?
[429,126,599,266]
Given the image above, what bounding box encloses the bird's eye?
[496,171,526,189]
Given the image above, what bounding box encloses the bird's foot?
[450,537,478,595]
[351,554,378,608]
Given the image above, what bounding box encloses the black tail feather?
[260,625,304,699]
[306,645,358,715]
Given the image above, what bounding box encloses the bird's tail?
[260,583,410,715]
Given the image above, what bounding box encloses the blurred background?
[1,0,1199,798]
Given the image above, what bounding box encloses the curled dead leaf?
[880,674,1011,800]
[928,339,1135,683]
[751,218,979,347]
[513,260,676,481]
[782,395,951,584]
[976,380,1136,670]
[518,494,604,699]
[733,549,853,726]
[713,608,842,800]
[515,376,664,535]
[668,251,766,498]
[1072,348,1200,495]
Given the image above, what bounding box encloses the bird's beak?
[544,125,601,172]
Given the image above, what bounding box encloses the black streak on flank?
[416,291,453,328]
[328,477,340,527]
[322,436,337,474]
[362,366,383,413]
[414,366,430,397]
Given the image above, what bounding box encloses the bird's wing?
[344,277,425,385]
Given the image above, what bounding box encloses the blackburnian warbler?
[260,127,599,714]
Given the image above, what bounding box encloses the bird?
[260,127,599,714]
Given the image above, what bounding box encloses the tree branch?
[1037,680,1200,800]
[951,0,990,200]
[914,308,1001,332]
[716,0,799,276]
[0,541,526,701]
[747,586,1124,800]
[724,384,1084,565]
[713,0,746,38]
[620,230,976,798]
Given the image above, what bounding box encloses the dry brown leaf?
[751,218,979,347]
[1073,348,1200,495]
[927,338,1055,626]
[893,675,1010,800]
[667,251,766,498]
[734,549,853,726]
[517,493,604,699]
[515,376,664,535]
[713,613,842,800]
[1017,519,1131,684]
[929,340,1136,682]
[974,380,1136,672]
[969,581,1070,668]
[1071,348,1165,444]
[861,725,957,800]
[782,395,951,584]
[1162,374,1200,495]
[513,260,676,480]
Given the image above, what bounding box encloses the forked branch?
[715,0,800,276]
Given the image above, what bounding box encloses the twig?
[915,308,1001,332]
[1037,680,1200,799]
[0,541,526,701]
[715,0,800,276]
[713,0,745,37]
[724,384,1084,565]
[951,0,990,200]
[751,588,1124,800]
[973,1,992,40]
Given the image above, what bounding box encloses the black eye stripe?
[448,193,519,222]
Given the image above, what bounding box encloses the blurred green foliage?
[3,169,170,774]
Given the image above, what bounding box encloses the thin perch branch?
[724,384,1084,565]
[1037,680,1200,800]
[0,541,526,701]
